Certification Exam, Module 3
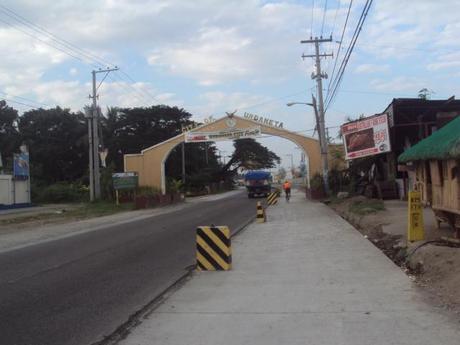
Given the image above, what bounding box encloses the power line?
[320,0,329,37]
[1,97,42,109]
[310,0,315,38]
[0,5,161,107]
[325,0,373,111]
[0,91,51,108]
[325,0,353,103]
[0,5,112,68]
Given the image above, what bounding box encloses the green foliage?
[100,164,115,200]
[136,186,160,197]
[34,182,88,203]
[18,107,88,184]
[102,105,195,172]
[223,138,280,173]
[349,199,385,215]
[0,100,20,170]
[167,178,183,193]
[310,173,324,190]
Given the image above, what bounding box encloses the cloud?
[427,52,460,71]
[370,77,425,93]
[355,64,390,74]
[149,27,254,86]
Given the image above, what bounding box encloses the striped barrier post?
[196,226,232,271]
[256,201,265,223]
[267,191,278,206]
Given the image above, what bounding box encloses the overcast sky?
[1,0,459,169]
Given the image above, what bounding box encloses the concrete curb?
[93,214,256,345]
[91,269,194,345]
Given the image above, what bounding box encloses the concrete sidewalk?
[119,190,460,345]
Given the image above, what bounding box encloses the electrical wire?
[0,5,161,107]
[325,0,373,111]
[0,91,51,108]
[320,0,328,37]
[325,0,353,103]
[310,0,315,38]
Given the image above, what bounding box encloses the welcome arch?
[124,114,323,194]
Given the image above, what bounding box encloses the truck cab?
[244,171,272,198]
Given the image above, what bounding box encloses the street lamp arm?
[286,102,314,107]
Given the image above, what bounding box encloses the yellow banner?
[407,191,424,242]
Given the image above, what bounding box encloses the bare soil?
[329,195,460,318]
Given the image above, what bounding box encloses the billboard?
[112,172,138,190]
[341,113,391,160]
[13,152,30,179]
[185,126,261,143]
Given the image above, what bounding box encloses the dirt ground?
[329,196,460,317]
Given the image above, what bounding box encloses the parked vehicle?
[244,171,272,198]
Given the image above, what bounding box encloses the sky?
[1,0,460,170]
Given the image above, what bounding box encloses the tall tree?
[0,100,20,170]
[223,138,280,173]
[18,107,88,184]
[101,105,195,172]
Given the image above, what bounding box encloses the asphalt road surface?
[0,191,257,345]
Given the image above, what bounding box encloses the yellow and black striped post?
[256,201,265,223]
[196,226,232,271]
[267,191,278,206]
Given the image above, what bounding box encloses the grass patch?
[64,201,134,219]
[349,199,385,215]
[0,201,135,226]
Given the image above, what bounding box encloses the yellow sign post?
[408,191,424,242]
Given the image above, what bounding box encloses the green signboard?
[112,172,138,190]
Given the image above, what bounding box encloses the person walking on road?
[283,180,291,202]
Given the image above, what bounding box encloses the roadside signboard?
[185,126,261,143]
[407,190,424,242]
[112,172,138,190]
[13,152,30,180]
[341,113,391,160]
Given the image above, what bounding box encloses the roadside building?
[398,115,460,237]
[341,97,460,199]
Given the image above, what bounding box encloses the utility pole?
[301,36,333,194]
[85,106,94,201]
[89,67,119,200]
[181,142,186,184]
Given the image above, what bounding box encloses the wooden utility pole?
[301,36,333,194]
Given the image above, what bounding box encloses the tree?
[18,107,88,184]
[418,88,434,100]
[223,138,280,173]
[0,100,20,170]
[101,105,195,172]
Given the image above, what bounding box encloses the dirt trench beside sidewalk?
[328,196,460,319]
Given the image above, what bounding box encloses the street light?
[286,97,329,194]
[286,102,314,107]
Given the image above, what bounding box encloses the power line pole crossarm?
[301,36,332,194]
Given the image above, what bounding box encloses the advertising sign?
[341,113,391,160]
[407,191,424,242]
[112,172,138,190]
[13,152,30,179]
[185,126,261,143]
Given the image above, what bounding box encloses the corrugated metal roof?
[398,116,460,162]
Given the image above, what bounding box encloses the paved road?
[0,191,257,345]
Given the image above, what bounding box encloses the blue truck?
[244,170,272,198]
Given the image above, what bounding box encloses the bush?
[136,186,160,197]
[34,182,88,203]
[310,173,324,190]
